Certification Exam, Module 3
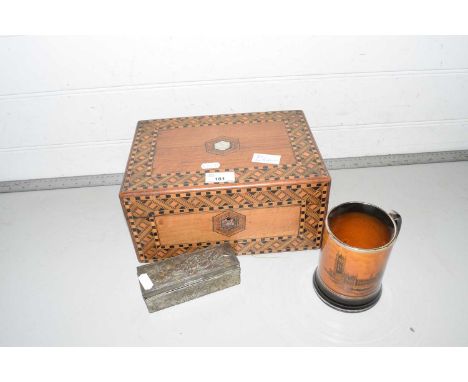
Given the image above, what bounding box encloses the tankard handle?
[388,210,402,237]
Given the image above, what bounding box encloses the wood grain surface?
[153,121,296,174]
[155,205,301,246]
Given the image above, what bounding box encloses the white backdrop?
[1,36,467,181]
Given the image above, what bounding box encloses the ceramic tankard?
[313,202,402,312]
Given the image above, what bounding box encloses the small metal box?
[136,244,240,312]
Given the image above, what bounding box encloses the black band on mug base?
[313,269,382,313]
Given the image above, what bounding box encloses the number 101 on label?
[205,172,236,184]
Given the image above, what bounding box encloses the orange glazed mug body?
[313,201,402,312]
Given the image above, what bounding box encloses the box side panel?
[119,195,143,261]
[121,195,158,262]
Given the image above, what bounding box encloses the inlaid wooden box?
[120,111,331,262]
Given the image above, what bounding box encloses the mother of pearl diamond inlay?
[205,136,240,156]
[214,140,231,151]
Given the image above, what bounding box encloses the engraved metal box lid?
[137,244,240,312]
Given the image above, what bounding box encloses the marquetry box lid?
[120,110,331,262]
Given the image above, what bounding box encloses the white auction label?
[252,153,281,165]
[205,172,236,183]
[201,162,221,170]
[138,273,154,290]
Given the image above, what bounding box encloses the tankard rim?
[325,201,400,253]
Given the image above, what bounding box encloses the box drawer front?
[155,205,301,246]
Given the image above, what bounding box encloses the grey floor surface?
[1,162,467,346]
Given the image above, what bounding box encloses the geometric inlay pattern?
[120,111,331,262]
[122,182,329,262]
[213,210,246,236]
[120,111,329,193]
[205,136,240,156]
